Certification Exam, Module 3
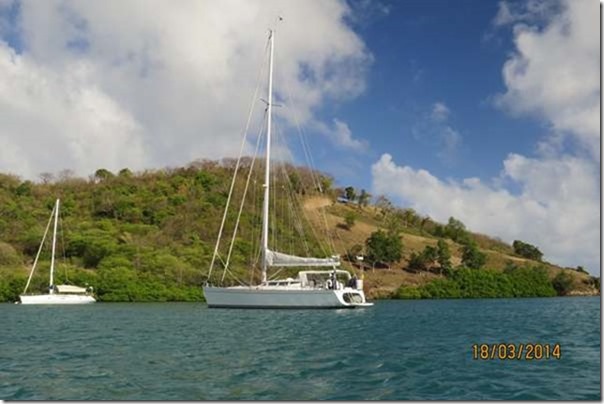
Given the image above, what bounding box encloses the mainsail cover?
[56,284,88,294]
[265,249,340,267]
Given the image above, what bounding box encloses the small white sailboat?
[203,29,372,308]
[19,199,96,305]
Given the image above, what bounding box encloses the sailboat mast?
[261,29,275,285]
[49,198,59,293]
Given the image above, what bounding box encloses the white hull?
[19,294,96,305]
[203,286,372,309]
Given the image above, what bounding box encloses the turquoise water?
[1,297,600,400]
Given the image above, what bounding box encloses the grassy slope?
[302,197,598,299]
[0,166,597,301]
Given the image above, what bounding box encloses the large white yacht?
[203,28,372,309]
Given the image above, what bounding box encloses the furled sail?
[55,284,89,294]
[265,249,340,267]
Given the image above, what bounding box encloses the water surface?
[1,297,600,400]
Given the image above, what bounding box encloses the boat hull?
[203,286,372,309]
[19,294,96,305]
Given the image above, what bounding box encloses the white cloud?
[372,0,600,274]
[372,153,599,273]
[315,118,367,151]
[492,0,561,27]
[431,101,450,122]
[413,102,462,163]
[494,0,599,159]
[0,42,146,178]
[437,126,462,162]
[0,0,371,178]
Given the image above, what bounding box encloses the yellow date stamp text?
[471,343,561,360]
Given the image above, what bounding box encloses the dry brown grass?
[302,196,598,297]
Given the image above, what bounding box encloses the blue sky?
[302,0,600,274]
[0,0,599,274]
[312,0,549,191]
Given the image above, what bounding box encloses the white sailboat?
[19,199,96,305]
[203,29,372,308]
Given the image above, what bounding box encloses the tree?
[358,189,371,208]
[346,244,364,262]
[383,210,405,236]
[95,168,114,181]
[407,252,427,273]
[58,169,75,182]
[436,239,452,274]
[592,277,600,290]
[552,271,574,296]
[420,216,432,235]
[39,172,54,184]
[319,175,333,193]
[445,216,468,243]
[430,223,445,238]
[576,266,588,274]
[365,230,402,269]
[288,171,302,193]
[15,181,33,196]
[344,212,357,230]
[402,208,420,228]
[375,195,393,217]
[512,240,543,261]
[344,186,356,202]
[118,168,133,178]
[461,242,486,269]
[0,242,21,266]
[407,245,439,273]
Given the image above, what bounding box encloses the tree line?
[0,159,334,302]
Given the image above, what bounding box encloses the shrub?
[365,230,402,268]
[513,240,543,261]
[552,271,574,296]
[461,242,486,269]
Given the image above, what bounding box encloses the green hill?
[0,161,598,302]
[303,197,598,299]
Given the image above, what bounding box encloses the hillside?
[302,197,598,299]
[0,161,599,302]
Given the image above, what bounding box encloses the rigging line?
[271,148,277,250]
[251,242,262,285]
[273,125,285,253]
[282,80,322,192]
[249,177,257,281]
[278,160,312,256]
[279,163,305,253]
[226,267,247,286]
[326,206,347,254]
[280,87,334,249]
[250,159,264,284]
[284,167,331,257]
[22,203,55,294]
[268,266,285,281]
[59,206,68,283]
[275,125,292,253]
[297,190,331,256]
[206,36,269,284]
[274,123,310,256]
[250,171,262,285]
[282,84,337,253]
[221,112,266,283]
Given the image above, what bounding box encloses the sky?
[0,0,600,274]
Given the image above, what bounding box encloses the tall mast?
[49,198,59,293]
[261,29,275,285]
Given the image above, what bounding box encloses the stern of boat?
[334,288,374,307]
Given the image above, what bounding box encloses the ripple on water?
[1,298,600,400]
